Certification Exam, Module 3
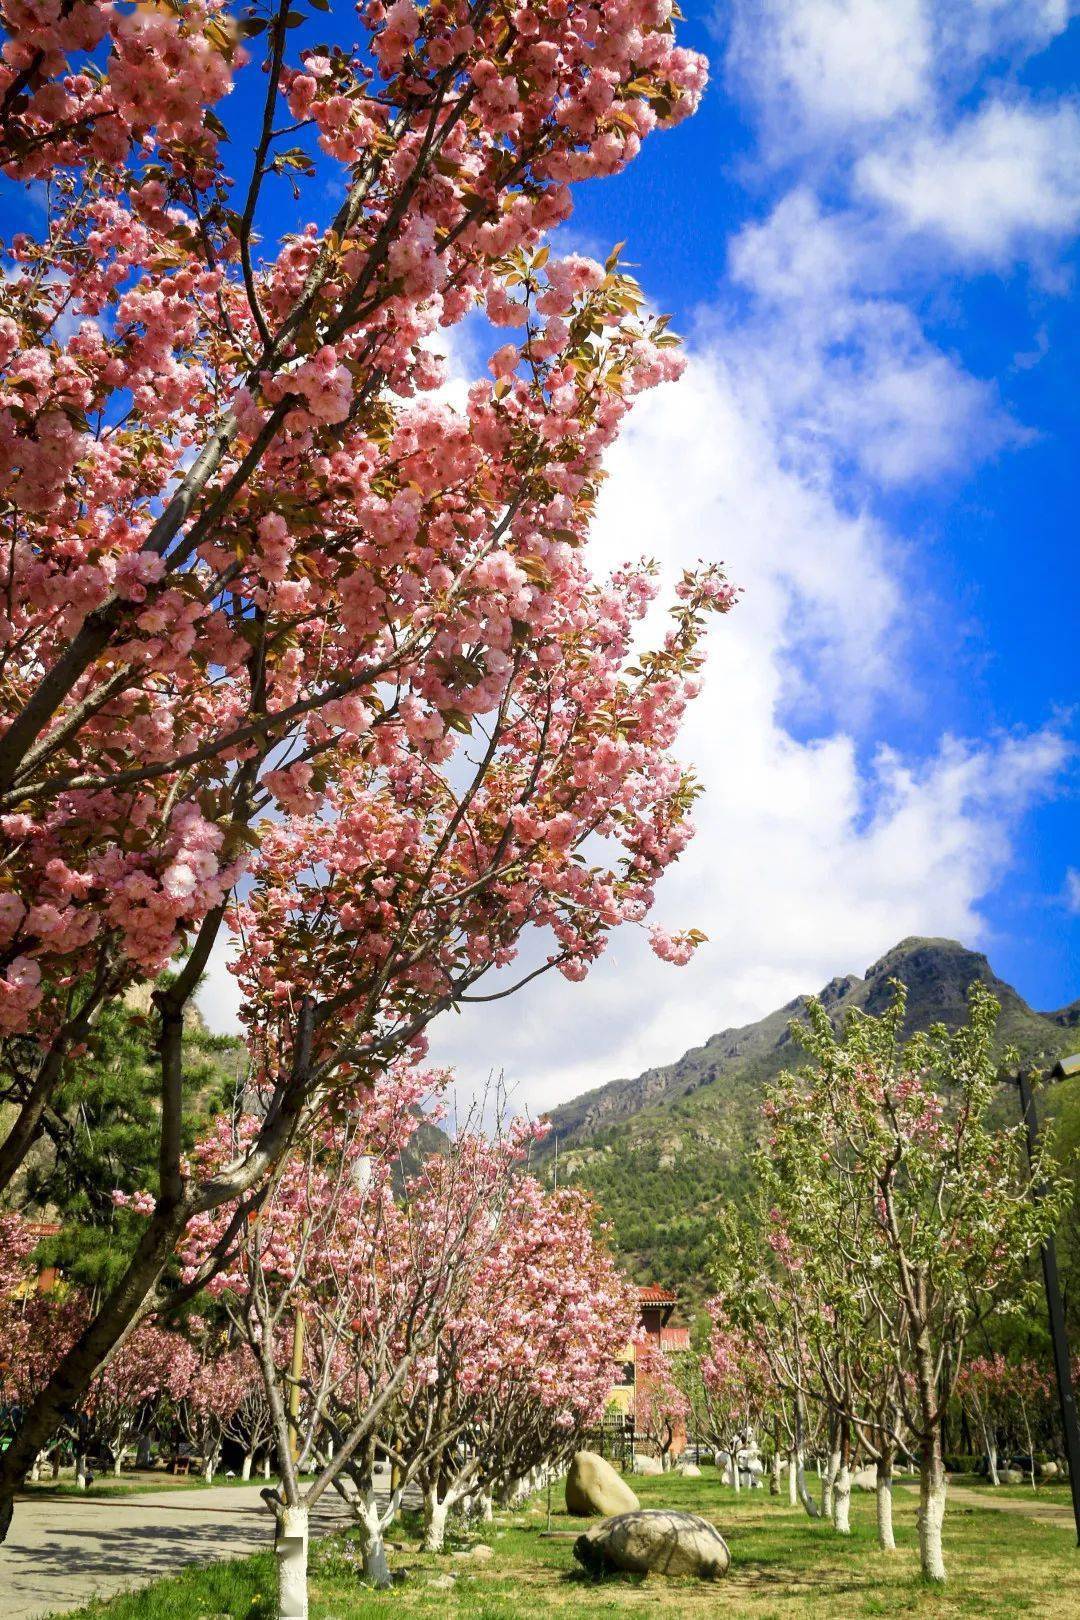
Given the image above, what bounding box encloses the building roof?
[637,1284,678,1305]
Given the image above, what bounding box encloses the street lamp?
[1009,1053,1080,1545]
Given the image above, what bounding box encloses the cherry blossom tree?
[79,1320,192,1479]
[394,1167,636,1553]
[755,983,1069,1582]
[632,1336,688,1471]
[0,0,728,1535]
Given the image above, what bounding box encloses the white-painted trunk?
[477,1488,494,1522]
[263,1455,272,1480]
[917,1462,947,1583]
[985,1432,1000,1487]
[795,1452,820,1519]
[833,1464,852,1534]
[423,1486,449,1553]
[242,1453,253,1481]
[113,1449,125,1478]
[76,1455,89,1489]
[770,1450,781,1496]
[203,1456,215,1483]
[353,1489,392,1588]
[275,1504,309,1620]
[30,1453,42,1483]
[822,1448,839,1520]
[876,1461,895,1551]
[787,1451,798,1507]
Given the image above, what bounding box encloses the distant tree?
[756,983,1069,1582]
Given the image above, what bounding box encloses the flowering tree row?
[0,1211,268,1483]
[26,1063,633,1617]
[0,0,727,1535]
[711,984,1068,1583]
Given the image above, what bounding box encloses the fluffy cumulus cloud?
[418,354,1067,1112]
[198,1,1077,1112]
[857,100,1080,264]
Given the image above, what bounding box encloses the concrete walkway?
[0,1483,354,1620]
[900,1478,1076,1530]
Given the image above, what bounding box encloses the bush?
[943,1453,980,1475]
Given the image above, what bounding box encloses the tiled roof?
[637,1284,677,1304]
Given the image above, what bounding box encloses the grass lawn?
[22,1471,270,1499]
[56,1468,1080,1620]
[951,1476,1072,1504]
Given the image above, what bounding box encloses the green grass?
[54,1468,1080,1619]
[953,1477,1072,1504]
[22,1471,271,1499]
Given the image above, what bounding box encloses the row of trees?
[665,986,1069,1584]
[0,0,725,1548]
[3,1069,636,1615]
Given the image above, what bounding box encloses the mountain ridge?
[537,937,1079,1300]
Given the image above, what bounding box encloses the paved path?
[901,1479,1075,1530]
[0,1484,354,1620]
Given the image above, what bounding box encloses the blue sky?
[419,0,1080,1107]
[186,1,1079,1103]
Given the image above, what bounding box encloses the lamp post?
[1010,1053,1080,1544]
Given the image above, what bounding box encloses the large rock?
[677,1463,701,1478]
[998,1468,1024,1485]
[852,1465,878,1492]
[565,1452,640,1518]
[574,1510,731,1581]
[632,1454,664,1476]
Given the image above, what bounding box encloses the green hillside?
[538,938,1080,1311]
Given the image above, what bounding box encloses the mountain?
[538,938,1080,1305]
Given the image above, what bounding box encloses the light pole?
[1011,1053,1080,1545]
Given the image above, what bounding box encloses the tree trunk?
[29,1454,42,1484]
[242,1453,253,1481]
[770,1449,781,1496]
[787,1450,798,1507]
[876,1457,895,1551]
[275,1503,309,1620]
[917,1434,948,1583]
[833,1462,852,1535]
[423,1484,449,1553]
[203,1454,215,1484]
[477,1488,494,1522]
[984,1427,999,1487]
[795,1451,820,1519]
[353,1489,392,1589]
[822,1445,839,1520]
[76,1454,89,1489]
[113,1450,124,1478]
[263,1455,272,1480]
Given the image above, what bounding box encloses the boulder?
[632,1454,664,1476]
[677,1463,702,1478]
[999,1468,1025,1485]
[1039,1462,1059,1480]
[852,1465,878,1492]
[565,1451,640,1518]
[574,1510,731,1581]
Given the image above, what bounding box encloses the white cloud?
[724,190,1017,486]
[857,99,1080,264]
[726,0,932,139]
[418,355,1067,1114]
[1066,868,1080,914]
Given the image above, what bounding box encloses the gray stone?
[852,1465,878,1492]
[998,1468,1025,1484]
[574,1509,730,1581]
[565,1451,640,1518]
[632,1454,664,1476]
[677,1463,701,1478]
